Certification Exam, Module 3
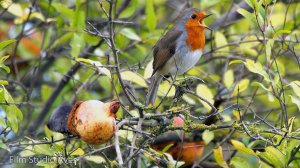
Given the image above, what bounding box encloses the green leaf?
[0,80,8,85]
[237,8,257,26]
[273,30,291,39]
[70,33,85,58]
[145,0,156,31]
[118,0,138,18]
[0,140,10,152]
[243,59,270,82]
[6,105,22,132]
[215,31,229,56]
[0,117,6,127]
[290,81,300,97]
[251,81,270,92]
[202,130,214,144]
[42,85,52,101]
[290,96,300,112]
[229,60,243,65]
[0,55,10,63]
[52,2,74,19]
[120,28,141,41]
[231,139,257,156]
[0,39,16,50]
[83,33,100,46]
[232,79,250,96]
[266,39,274,62]
[284,139,299,162]
[0,55,11,73]
[196,84,214,110]
[224,69,234,89]
[230,157,252,168]
[161,143,175,153]
[258,146,287,167]
[213,145,229,168]
[19,147,36,157]
[33,144,55,156]
[49,32,73,50]
[0,85,23,133]
[44,126,65,148]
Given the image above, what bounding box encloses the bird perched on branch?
[47,99,120,144]
[150,116,205,166]
[145,8,212,104]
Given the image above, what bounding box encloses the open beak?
[202,14,213,31]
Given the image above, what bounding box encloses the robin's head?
[175,8,212,31]
[182,8,212,30]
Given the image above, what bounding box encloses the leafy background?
[0,0,300,167]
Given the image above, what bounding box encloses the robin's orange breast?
[185,26,206,51]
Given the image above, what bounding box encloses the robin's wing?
[152,28,183,76]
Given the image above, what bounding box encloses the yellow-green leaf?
[229,60,243,65]
[144,60,153,79]
[290,81,300,97]
[0,140,10,152]
[231,140,257,156]
[121,71,147,87]
[84,156,106,164]
[0,0,12,8]
[266,40,274,62]
[230,157,252,168]
[196,84,214,110]
[224,69,234,89]
[0,80,8,85]
[237,8,257,26]
[213,145,229,168]
[0,39,16,50]
[7,3,23,17]
[232,79,250,96]
[71,148,85,156]
[157,81,175,97]
[215,31,229,56]
[202,130,214,144]
[258,146,287,167]
[290,96,300,111]
[76,58,111,78]
[70,33,85,58]
[288,117,295,133]
[243,59,270,82]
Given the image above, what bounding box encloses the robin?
[145,8,212,104]
[47,99,120,144]
[150,116,205,167]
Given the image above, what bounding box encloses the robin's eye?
[191,14,197,19]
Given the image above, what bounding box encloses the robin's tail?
[145,74,162,105]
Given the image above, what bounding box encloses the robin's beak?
[202,14,213,31]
